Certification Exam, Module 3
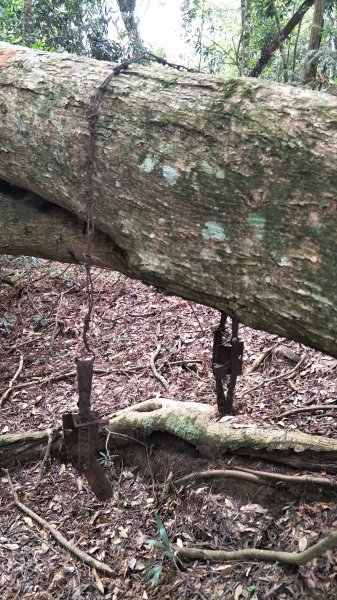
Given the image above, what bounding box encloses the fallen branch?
[280,404,337,418]
[4,469,114,576]
[172,468,336,490]
[240,354,306,398]
[150,344,169,390]
[0,353,24,407]
[175,530,337,565]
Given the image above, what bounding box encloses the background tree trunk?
[303,0,326,84]
[250,0,315,77]
[1,44,337,357]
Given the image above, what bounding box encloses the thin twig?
[175,530,337,565]
[240,354,306,398]
[37,428,54,483]
[188,302,206,335]
[0,353,24,407]
[172,468,336,490]
[246,346,274,374]
[4,470,114,576]
[5,364,147,393]
[280,404,337,418]
[45,291,64,360]
[150,344,169,390]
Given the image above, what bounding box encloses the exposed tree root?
[4,470,115,576]
[3,399,337,474]
[175,530,337,565]
[172,467,336,490]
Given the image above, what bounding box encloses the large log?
[1,44,337,355]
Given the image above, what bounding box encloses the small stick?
[280,404,337,418]
[37,428,54,483]
[239,354,306,398]
[0,353,24,407]
[150,344,169,390]
[4,470,114,576]
[188,302,206,335]
[45,291,64,360]
[8,364,148,393]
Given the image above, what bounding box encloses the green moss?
[141,416,156,432]
[165,415,199,442]
[221,79,242,99]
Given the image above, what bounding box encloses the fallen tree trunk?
[1,44,337,356]
[2,399,337,473]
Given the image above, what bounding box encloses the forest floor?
[1,258,337,600]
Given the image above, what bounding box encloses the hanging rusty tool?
[62,358,112,501]
[212,312,244,415]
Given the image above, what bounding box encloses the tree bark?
[1,43,337,357]
[2,399,337,474]
[303,0,326,84]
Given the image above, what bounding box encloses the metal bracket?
[212,313,244,415]
[62,358,112,501]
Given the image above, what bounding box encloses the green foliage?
[0,0,124,61]
[142,515,181,587]
[32,315,48,327]
[98,450,119,467]
[181,0,337,88]
[0,315,14,334]
[181,0,241,74]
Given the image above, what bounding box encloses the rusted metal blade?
[62,412,112,501]
[82,454,113,501]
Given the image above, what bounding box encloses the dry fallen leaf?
[298,535,308,551]
[92,567,105,595]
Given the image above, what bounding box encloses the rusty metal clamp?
[62,358,112,501]
[212,313,244,415]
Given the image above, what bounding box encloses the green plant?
[32,314,48,327]
[142,515,181,586]
[0,315,14,334]
[98,450,118,467]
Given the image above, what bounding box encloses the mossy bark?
[1,43,337,355]
[2,400,337,473]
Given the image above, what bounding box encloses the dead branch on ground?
[4,469,115,576]
[280,404,337,418]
